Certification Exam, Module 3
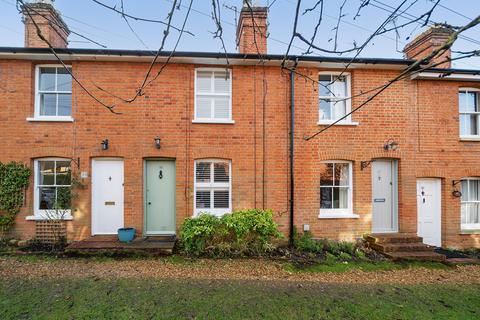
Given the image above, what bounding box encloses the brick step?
[366,233,423,244]
[384,251,446,262]
[370,242,432,253]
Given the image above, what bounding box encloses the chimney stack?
[236,1,268,55]
[403,26,453,69]
[21,0,70,48]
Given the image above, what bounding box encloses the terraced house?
[1,0,479,253]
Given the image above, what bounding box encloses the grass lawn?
[1,277,479,320]
[284,260,450,273]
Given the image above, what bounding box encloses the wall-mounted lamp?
[452,180,462,198]
[383,139,399,151]
[101,139,109,150]
[154,137,161,149]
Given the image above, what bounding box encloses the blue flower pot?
[118,227,136,243]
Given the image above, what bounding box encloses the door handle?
[148,202,152,205]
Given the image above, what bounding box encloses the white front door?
[91,159,124,235]
[372,160,398,233]
[417,178,442,247]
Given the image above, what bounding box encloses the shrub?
[294,231,365,261]
[179,209,282,257]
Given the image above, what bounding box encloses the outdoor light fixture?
[101,139,109,150]
[383,139,399,151]
[154,137,161,149]
[452,180,463,198]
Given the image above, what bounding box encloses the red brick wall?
[1,58,479,249]
[292,67,480,248]
[0,60,290,241]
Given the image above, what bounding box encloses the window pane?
[461,180,469,201]
[196,71,212,93]
[196,162,211,183]
[39,187,55,210]
[39,67,56,91]
[214,71,230,94]
[334,163,349,186]
[333,187,349,209]
[460,114,478,135]
[463,203,480,224]
[213,190,229,208]
[319,75,331,96]
[55,161,71,185]
[196,191,211,209]
[39,161,55,185]
[56,68,72,91]
[332,100,346,120]
[466,92,477,112]
[55,187,71,210]
[320,163,333,186]
[459,92,467,112]
[57,94,72,116]
[319,100,331,120]
[332,76,347,97]
[40,93,57,116]
[468,180,480,201]
[213,162,229,182]
[214,97,230,119]
[320,187,332,209]
[196,97,212,119]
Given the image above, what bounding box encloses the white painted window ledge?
[26,214,73,221]
[460,136,480,141]
[318,212,359,219]
[192,119,235,124]
[317,121,359,126]
[27,117,74,122]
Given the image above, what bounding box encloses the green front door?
[145,160,176,235]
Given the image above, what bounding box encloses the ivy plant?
[0,162,31,232]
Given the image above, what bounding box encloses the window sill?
[26,214,73,221]
[460,136,480,141]
[317,121,359,126]
[27,117,74,122]
[318,212,359,219]
[192,119,235,124]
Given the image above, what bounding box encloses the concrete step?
[384,251,446,262]
[370,242,432,253]
[366,233,423,244]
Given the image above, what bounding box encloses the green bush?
[179,209,282,257]
[294,231,364,261]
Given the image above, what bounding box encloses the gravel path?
[1,256,480,285]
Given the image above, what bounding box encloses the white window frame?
[27,158,73,221]
[27,64,74,122]
[460,177,480,231]
[193,68,234,124]
[193,159,232,217]
[319,160,358,219]
[459,88,480,140]
[318,72,358,126]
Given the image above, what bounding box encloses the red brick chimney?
[403,26,453,69]
[21,0,70,48]
[236,1,268,55]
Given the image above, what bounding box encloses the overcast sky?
[0,0,478,68]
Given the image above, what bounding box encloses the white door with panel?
[416,178,441,247]
[371,160,398,233]
[91,159,124,235]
